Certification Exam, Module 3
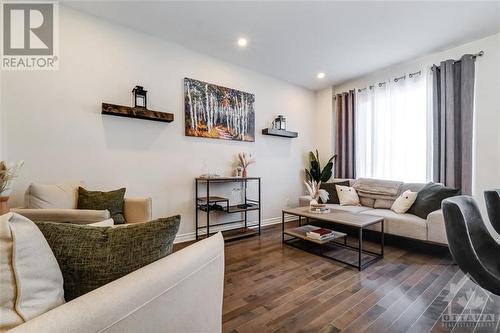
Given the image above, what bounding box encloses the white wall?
[318,33,500,200]
[1,7,316,239]
[314,87,335,162]
[0,67,4,160]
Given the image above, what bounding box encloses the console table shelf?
[197,227,259,241]
[195,177,261,241]
[197,196,229,204]
[227,204,260,213]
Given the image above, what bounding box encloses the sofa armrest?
[10,208,110,224]
[124,197,152,223]
[427,209,448,245]
[299,195,312,207]
[9,232,225,333]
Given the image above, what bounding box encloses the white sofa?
[300,179,448,245]
[9,232,225,333]
[11,182,152,224]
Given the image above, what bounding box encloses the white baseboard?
[174,215,296,244]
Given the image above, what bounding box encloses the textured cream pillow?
[25,182,81,209]
[391,190,418,214]
[0,213,65,331]
[335,185,360,206]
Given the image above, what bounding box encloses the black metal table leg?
[244,179,247,228]
[206,180,210,238]
[282,211,285,243]
[381,219,384,256]
[258,178,261,235]
[195,179,199,240]
[358,228,363,271]
[299,215,302,227]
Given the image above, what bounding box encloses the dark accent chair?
[442,196,500,296]
[484,190,500,234]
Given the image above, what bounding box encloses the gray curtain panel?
[432,54,475,194]
[335,90,356,179]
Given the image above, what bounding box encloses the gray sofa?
[299,178,448,245]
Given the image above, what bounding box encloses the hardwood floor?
[176,222,500,333]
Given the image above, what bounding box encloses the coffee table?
[282,207,384,270]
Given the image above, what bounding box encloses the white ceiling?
[66,1,500,90]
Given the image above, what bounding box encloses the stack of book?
[306,228,336,241]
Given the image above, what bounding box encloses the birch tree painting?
[184,78,255,142]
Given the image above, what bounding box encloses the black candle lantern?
[132,85,147,108]
[272,115,286,130]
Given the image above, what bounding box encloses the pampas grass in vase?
[304,179,329,206]
[237,153,255,178]
[0,160,24,215]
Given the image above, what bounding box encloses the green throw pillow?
[320,180,350,204]
[407,182,460,219]
[77,187,126,224]
[35,216,180,301]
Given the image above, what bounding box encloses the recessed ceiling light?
[317,72,325,79]
[237,38,248,47]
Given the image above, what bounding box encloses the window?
[355,72,429,183]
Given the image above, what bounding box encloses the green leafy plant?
[305,150,336,183]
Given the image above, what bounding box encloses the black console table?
[195,177,261,241]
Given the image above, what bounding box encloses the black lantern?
[132,85,147,108]
[272,115,286,130]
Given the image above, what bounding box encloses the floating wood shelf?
[262,128,298,138]
[102,103,174,123]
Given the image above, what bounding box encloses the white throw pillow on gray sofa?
[336,185,360,206]
[391,190,418,214]
[0,213,65,331]
[25,182,81,209]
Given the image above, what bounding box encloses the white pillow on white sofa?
[0,213,65,331]
[391,190,418,214]
[336,185,360,206]
[25,182,81,209]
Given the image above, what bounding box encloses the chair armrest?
[9,233,225,333]
[299,195,312,207]
[124,197,152,223]
[427,209,448,245]
[10,208,110,224]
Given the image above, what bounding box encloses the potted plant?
[304,150,336,205]
[305,150,336,183]
[0,160,24,215]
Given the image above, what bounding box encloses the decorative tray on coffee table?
[309,203,331,214]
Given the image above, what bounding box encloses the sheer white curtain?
[355,72,428,182]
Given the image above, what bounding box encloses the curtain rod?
[357,70,422,92]
[431,50,484,71]
[336,51,484,97]
[473,50,484,58]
